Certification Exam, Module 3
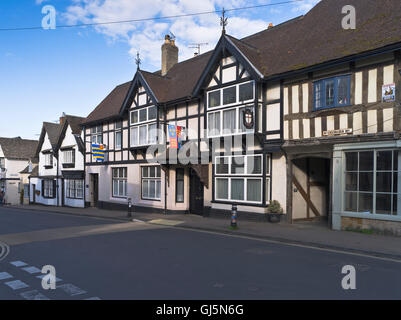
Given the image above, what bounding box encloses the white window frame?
[215,155,263,176]
[91,125,103,145]
[62,149,74,164]
[215,177,263,204]
[115,121,122,150]
[130,106,157,126]
[112,168,127,198]
[141,166,161,201]
[207,105,255,138]
[44,153,53,167]
[207,80,255,111]
[130,123,157,147]
[214,154,264,204]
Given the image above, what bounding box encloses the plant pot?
[266,213,282,223]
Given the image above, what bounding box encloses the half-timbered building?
[82,0,401,234]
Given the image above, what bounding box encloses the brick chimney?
[60,112,66,126]
[161,35,178,76]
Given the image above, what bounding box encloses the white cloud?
[292,0,321,14]
[63,0,269,70]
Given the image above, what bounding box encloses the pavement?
[5,204,401,261]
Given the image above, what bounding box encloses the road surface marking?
[0,242,10,262]
[10,261,27,267]
[149,219,184,226]
[20,290,50,300]
[0,272,13,280]
[5,280,29,290]
[85,297,101,300]
[57,283,87,296]
[22,266,41,274]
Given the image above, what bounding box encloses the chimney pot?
[268,23,274,29]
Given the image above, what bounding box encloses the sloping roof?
[83,0,401,124]
[64,115,85,135]
[0,137,38,161]
[42,122,62,150]
[238,0,401,78]
[84,82,131,124]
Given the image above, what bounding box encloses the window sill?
[62,163,75,168]
[141,197,161,202]
[44,166,53,169]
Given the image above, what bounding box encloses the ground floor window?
[43,180,54,198]
[176,168,184,203]
[112,168,127,198]
[142,166,161,200]
[65,179,84,199]
[344,149,399,215]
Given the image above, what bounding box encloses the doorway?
[291,157,330,222]
[189,168,204,215]
[91,174,99,207]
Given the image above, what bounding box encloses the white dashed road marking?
[10,261,27,267]
[20,290,50,300]
[5,280,29,290]
[0,272,13,280]
[57,283,87,296]
[22,266,41,274]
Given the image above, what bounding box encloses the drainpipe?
[280,145,292,224]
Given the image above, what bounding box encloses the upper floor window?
[44,153,53,167]
[207,81,254,109]
[62,149,75,164]
[130,106,157,125]
[115,121,122,150]
[91,125,103,144]
[314,75,351,110]
[208,105,254,137]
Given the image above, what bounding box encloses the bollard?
[127,198,132,218]
[231,204,237,228]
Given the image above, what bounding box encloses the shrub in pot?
[267,200,283,223]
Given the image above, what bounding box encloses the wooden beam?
[292,174,321,217]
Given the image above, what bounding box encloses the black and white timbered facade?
[82,0,401,235]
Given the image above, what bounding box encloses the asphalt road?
[0,206,400,300]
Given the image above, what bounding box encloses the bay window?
[112,168,127,198]
[344,150,399,215]
[142,166,161,200]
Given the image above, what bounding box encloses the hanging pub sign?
[382,83,395,102]
[243,109,254,129]
[168,125,183,149]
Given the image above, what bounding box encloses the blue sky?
[0,0,319,139]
